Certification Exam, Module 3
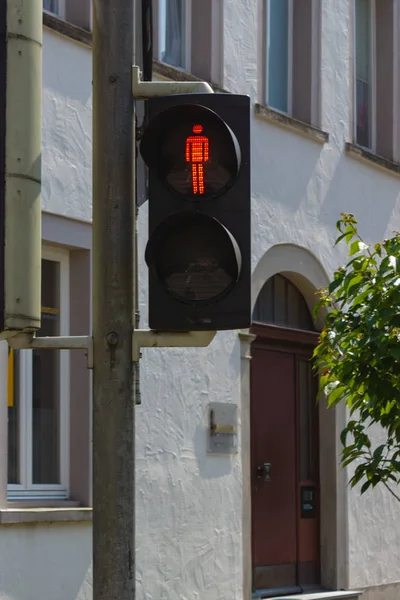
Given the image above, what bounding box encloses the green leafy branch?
[314,213,400,500]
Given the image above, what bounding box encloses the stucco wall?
[40,27,245,600]
[3,3,400,597]
[42,30,92,222]
[224,0,400,592]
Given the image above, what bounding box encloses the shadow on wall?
[320,153,400,242]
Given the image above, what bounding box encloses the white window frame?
[264,0,293,115]
[7,246,70,501]
[43,0,66,19]
[353,0,377,151]
[157,0,191,72]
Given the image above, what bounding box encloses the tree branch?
[382,481,400,504]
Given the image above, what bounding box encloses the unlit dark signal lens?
[154,215,242,303]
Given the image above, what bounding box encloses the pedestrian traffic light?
[140,93,251,331]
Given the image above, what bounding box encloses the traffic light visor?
[145,212,242,304]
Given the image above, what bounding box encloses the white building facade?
[1,1,400,599]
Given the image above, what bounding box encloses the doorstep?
[252,591,362,600]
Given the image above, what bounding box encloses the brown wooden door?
[251,328,320,594]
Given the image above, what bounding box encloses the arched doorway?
[250,274,321,596]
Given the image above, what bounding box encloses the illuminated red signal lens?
[185,124,209,195]
[140,106,242,198]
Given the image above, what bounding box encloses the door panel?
[297,356,320,585]
[251,346,297,589]
[251,339,320,593]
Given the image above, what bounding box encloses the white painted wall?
[0,523,92,600]
[3,1,400,597]
[224,0,400,592]
[42,30,92,222]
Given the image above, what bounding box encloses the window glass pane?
[273,273,286,325]
[267,0,289,112]
[355,0,371,147]
[32,259,61,484]
[44,0,60,15]
[7,348,20,484]
[252,277,274,322]
[253,274,315,331]
[287,279,300,328]
[159,0,186,69]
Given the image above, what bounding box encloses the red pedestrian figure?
[185,124,209,195]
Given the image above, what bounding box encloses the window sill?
[345,142,400,177]
[153,60,227,92]
[43,12,92,47]
[255,104,329,144]
[0,506,92,525]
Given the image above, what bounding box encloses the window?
[43,0,64,18]
[43,0,93,30]
[252,274,315,331]
[153,0,223,85]
[354,0,396,159]
[157,0,190,70]
[355,0,373,148]
[266,0,291,113]
[7,247,70,500]
[263,0,319,125]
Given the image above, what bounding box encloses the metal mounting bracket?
[132,65,214,100]
[8,334,94,369]
[132,329,216,362]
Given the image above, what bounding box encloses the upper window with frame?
[157,0,191,70]
[153,0,223,85]
[7,247,70,501]
[43,0,92,31]
[43,0,65,18]
[354,0,397,160]
[263,0,320,126]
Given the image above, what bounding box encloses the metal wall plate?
[207,402,238,455]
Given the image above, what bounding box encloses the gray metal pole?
[92,1,135,599]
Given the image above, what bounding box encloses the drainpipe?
[1,0,42,336]
[0,0,42,506]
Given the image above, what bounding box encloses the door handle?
[257,462,272,482]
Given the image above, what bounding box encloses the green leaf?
[326,384,347,407]
[345,225,357,243]
[360,480,373,494]
[373,445,385,460]
[349,240,369,256]
[389,346,400,360]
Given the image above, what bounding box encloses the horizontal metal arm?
[7,329,217,368]
[132,329,216,362]
[8,334,93,368]
[132,65,214,99]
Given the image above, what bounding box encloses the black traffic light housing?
[140,93,251,331]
